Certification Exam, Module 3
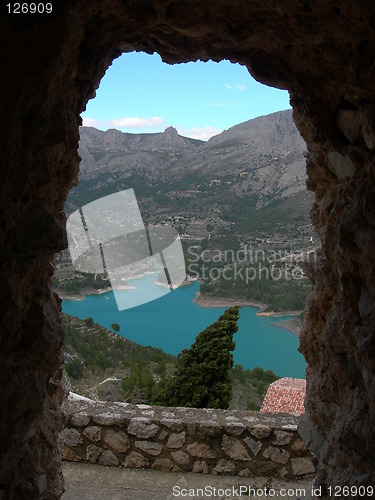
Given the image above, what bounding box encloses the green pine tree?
[158,306,240,409]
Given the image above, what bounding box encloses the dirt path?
[62,462,312,500]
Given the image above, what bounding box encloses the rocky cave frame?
[1,1,375,498]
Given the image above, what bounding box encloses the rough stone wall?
[62,399,314,479]
[297,103,375,493]
[1,0,375,497]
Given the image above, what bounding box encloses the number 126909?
[7,3,52,14]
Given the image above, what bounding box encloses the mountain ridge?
[71,109,307,215]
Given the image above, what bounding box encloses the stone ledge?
[62,398,314,479]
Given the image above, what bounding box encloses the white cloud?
[82,117,101,128]
[111,116,163,128]
[225,83,246,91]
[81,116,164,130]
[178,126,222,141]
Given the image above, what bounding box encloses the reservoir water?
[62,275,306,378]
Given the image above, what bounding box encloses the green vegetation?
[200,267,310,312]
[232,364,279,396]
[122,359,166,404]
[63,314,175,400]
[189,241,311,312]
[53,268,110,294]
[111,322,120,332]
[230,364,280,411]
[63,314,174,371]
[65,358,84,380]
[66,173,155,211]
[237,191,313,233]
[84,317,94,327]
[158,307,240,409]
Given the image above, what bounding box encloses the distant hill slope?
[67,109,307,214]
[195,110,307,204]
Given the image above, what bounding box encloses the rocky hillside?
[196,110,307,205]
[67,109,307,214]
[78,125,201,180]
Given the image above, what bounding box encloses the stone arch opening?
[58,50,307,398]
[1,2,375,497]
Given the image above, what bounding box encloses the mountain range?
[64,109,313,245]
[68,109,306,209]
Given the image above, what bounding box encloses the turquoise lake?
[62,276,306,378]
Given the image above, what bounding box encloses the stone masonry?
[62,398,314,480]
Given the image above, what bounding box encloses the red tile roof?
[260,377,306,415]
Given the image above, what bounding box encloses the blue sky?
[82,51,291,141]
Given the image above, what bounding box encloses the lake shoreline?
[269,318,302,336]
[57,284,303,336]
[57,286,113,301]
[62,278,306,377]
[193,291,302,336]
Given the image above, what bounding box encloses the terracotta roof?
[260,377,306,415]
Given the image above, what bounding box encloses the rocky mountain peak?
[163,126,178,137]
